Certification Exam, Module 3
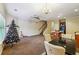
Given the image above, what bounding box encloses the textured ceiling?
[4,3,79,20]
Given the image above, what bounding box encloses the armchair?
[44,41,65,55]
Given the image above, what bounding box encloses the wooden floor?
[2,35,45,55]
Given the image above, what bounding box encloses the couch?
[61,34,75,40]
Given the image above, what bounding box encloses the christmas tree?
[3,20,20,47]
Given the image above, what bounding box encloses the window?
[0,14,5,41]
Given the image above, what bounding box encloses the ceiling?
[4,3,79,21]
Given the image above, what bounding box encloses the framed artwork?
[59,19,66,34]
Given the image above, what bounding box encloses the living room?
[0,3,79,55]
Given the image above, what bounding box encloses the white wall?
[5,14,45,36]
[18,19,45,36]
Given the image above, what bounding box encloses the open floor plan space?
[0,3,79,55]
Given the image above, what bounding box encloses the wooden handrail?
[39,22,47,30]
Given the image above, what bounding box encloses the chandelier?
[42,3,51,14]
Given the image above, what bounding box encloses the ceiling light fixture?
[74,9,78,12]
[57,15,60,18]
[42,3,51,14]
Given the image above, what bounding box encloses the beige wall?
[66,16,79,34]
[0,3,5,17]
[51,16,79,34]
[43,20,52,42]
[43,20,52,35]
[52,20,59,31]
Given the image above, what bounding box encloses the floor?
[2,35,45,55]
[2,34,79,55]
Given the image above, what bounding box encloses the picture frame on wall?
[59,19,66,34]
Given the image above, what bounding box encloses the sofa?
[61,34,75,40]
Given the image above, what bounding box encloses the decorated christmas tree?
[3,20,20,47]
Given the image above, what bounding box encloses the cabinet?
[75,32,79,48]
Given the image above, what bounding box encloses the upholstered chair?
[44,41,65,55]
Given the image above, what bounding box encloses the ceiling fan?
[29,15,45,23]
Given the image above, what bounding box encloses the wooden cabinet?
[75,32,79,48]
